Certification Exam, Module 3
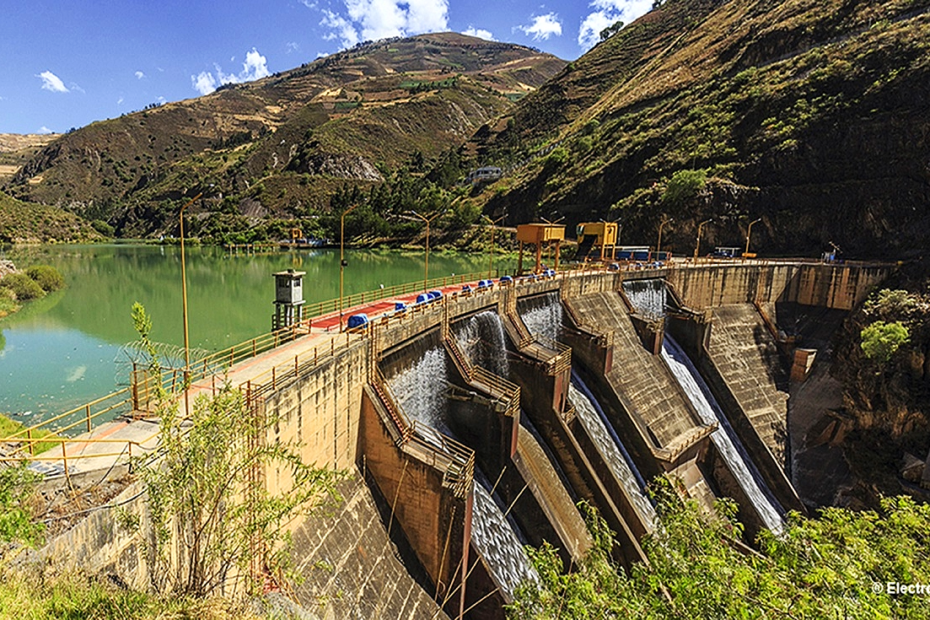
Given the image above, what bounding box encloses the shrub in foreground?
[25,264,65,292]
[0,272,45,301]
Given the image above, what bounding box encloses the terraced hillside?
[3,33,564,237]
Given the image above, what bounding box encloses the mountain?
[465,0,930,259]
[0,134,58,183]
[0,190,101,243]
[3,33,565,237]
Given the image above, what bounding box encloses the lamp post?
[693,218,713,261]
[483,213,506,279]
[745,217,762,257]
[410,210,442,292]
[179,192,202,415]
[339,204,358,331]
[657,216,673,256]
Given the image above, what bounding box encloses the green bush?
[661,168,707,208]
[91,219,115,236]
[860,320,909,365]
[0,273,45,301]
[0,289,17,318]
[25,265,65,292]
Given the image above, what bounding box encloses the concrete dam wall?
[36,261,892,618]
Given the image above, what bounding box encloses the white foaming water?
[521,292,563,342]
[388,347,448,430]
[568,382,656,527]
[455,311,510,377]
[623,279,667,320]
[661,335,784,533]
[471,482,539,601]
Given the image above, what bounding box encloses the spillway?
[387,340,538,603]
[388,346,449,433]
[472,476,539,602]
[568,376,656,527]
[661,335,784,533]
[520,292,563,341]
[622,279,667,320]
[455,311,510,377]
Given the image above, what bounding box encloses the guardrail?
[4,258,890,472]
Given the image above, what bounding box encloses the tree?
[131,303,342,596]
[508,479,930,620]
[508,477,930,619]
[600,21,625,41]
[660,168,707,209]
[860,320,909,366]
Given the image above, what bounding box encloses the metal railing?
[5,258,889,472]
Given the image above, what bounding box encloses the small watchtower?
[272,269,305,331]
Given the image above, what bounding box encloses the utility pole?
[693,218,713,261]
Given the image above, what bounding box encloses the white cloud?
[286,41,300,54]
[241,49,271,80]
[317,0,448,49]
[190,47,271,95]
[578,0,652,51]
[37,126,54,134]
[38,70,69,93]
[117,96,124,105]
[463,27,495,41]
[192,71,217,95]
[517,13,563,41]
[321,10,360,47]
[135,70,145,79]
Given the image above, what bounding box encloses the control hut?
[273,269,306,331]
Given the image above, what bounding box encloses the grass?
[0,293,19,318]
[0,412,61,455]
[0,571,268,620]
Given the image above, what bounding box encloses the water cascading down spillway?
[661,335,785,533]
[622,279,667,321]
[623,278,784,533]
[387,333,538,602]
[520,291,563,342]
[471,476,540,601]
[568,375,656,528]
[455,310,511,378]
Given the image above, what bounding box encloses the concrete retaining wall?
[668,263,891,311]
[289,477,448,620]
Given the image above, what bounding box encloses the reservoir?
[0,244,507,424]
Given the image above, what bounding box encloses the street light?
[483,213,507,279]
[657,216,673,256]
[693,218,713,261]
[339,204,359,331]
[745,217,762,257]
[179,191,202,416]
[410,210,442,292]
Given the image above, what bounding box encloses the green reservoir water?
[0,244,511,424]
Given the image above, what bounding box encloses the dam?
[4,259,892,618]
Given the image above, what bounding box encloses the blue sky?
[0,0,652,135]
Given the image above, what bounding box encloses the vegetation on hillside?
[0,262,65,318]
[0,191,100,243]
[833,278,930,506]
[2,34,564,241]
[470,0,930,259]
[509,480,930,619]
[0,572,270,620]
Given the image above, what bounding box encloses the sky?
[0,0,653,135]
